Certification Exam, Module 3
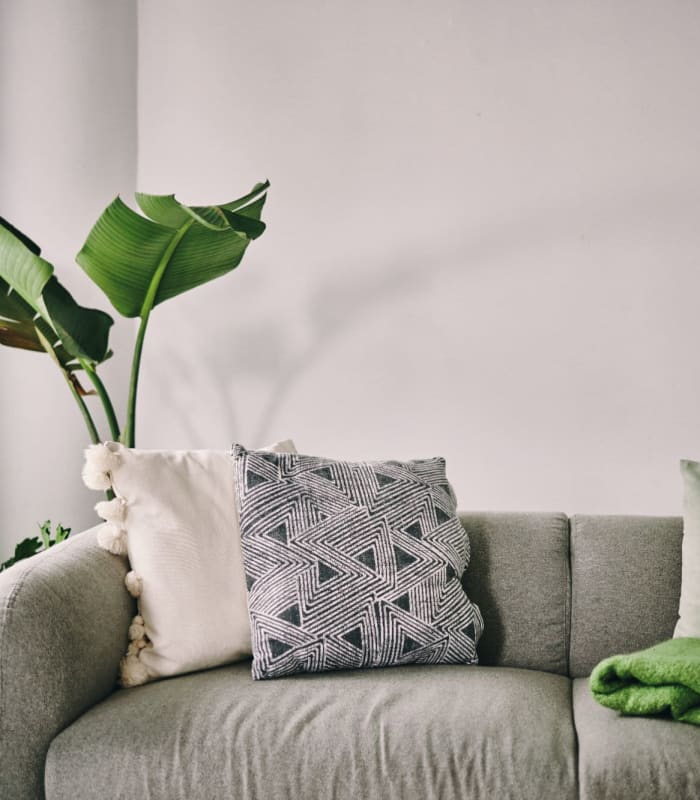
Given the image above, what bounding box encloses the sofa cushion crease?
[45,662,578,800]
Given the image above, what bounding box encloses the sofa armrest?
[0,526,133,800]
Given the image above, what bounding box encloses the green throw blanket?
[590,637,700,725]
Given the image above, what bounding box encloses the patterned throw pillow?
[233,445,484,679]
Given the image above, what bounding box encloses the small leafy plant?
[0,521,71,572]
[0,181,269,567]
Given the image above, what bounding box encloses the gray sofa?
[1,512,698,799]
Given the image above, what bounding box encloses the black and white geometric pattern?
[232,445,484,680]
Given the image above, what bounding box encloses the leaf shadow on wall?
[146,245,427,446]
[145,179,700,447]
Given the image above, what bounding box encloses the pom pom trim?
[128,620,146,641]
[83,443,153,689]
[120,614,152,687]
[82,442,121,491]
[120,654,150,688]
[95,496,127,524]
[124,570,142,598]
[96,523,128,556]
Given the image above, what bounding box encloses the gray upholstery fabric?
[573,678,700,800]
[569,515,682,677]
[46,662,577,800]
[460,511,570,674]
[0,527,133,800]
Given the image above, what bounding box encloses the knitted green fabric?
[590,638,700,725]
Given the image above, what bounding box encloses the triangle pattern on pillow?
[233,445,484,680]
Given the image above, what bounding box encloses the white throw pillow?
[676,460,700,638]
[82,439,297,686]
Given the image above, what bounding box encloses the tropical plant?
[0,182,268,568]
[0,180,268,447]
[0,521,71,572]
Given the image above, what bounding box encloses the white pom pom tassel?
[96,523,128,556]
[128,615,146,641]
[120,654,150,687]
[95,496,126,523]
[126,634,148,656]
[82,443,120,491]
[120,613,151,687]
[124,570,143,597]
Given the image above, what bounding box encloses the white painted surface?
[136,1,700,515]
[0,0,137,554]
[2,0,700,559]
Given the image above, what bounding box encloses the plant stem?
[123,313,148,447]
[122,218,194,447]
[81,360,121,441]
[64,372,114,500]
[33,323,102,445]
[33,316,114,497]
[64,371,100,444]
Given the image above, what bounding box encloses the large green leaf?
[133,194,191,228]
[77,182,270,318]
[220,181,270,213]
[0,221,52,308]
[220,208,266,239]
[0,318,44,351]
[0,279,36,322]
[0,218,113,365]
[43,277,113,363]
[0,316,75,364]
[76,198,174,317]
[0,215,41,255]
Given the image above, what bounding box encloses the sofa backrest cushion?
[569,514,682,678]
[460,511,570,675]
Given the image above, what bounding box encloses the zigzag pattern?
[233,446,484,679]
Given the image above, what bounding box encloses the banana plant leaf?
[76,181,269,318]
[43,276,113,364]
[0,288,75,364]
[0,219,113,365]
[0,222,52,309]
[0,318,44,351]
[0,215,42,255]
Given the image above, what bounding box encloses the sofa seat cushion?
[573,678,700,800]
[46,663,576,800]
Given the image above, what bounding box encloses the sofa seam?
[564,513,572,677]
[568,514,579,678]
[570,677,580,800]
[551,511,571,677]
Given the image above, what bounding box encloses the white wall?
[0,0,137,555]
[2,0,700,560]
[137,0,700,515]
